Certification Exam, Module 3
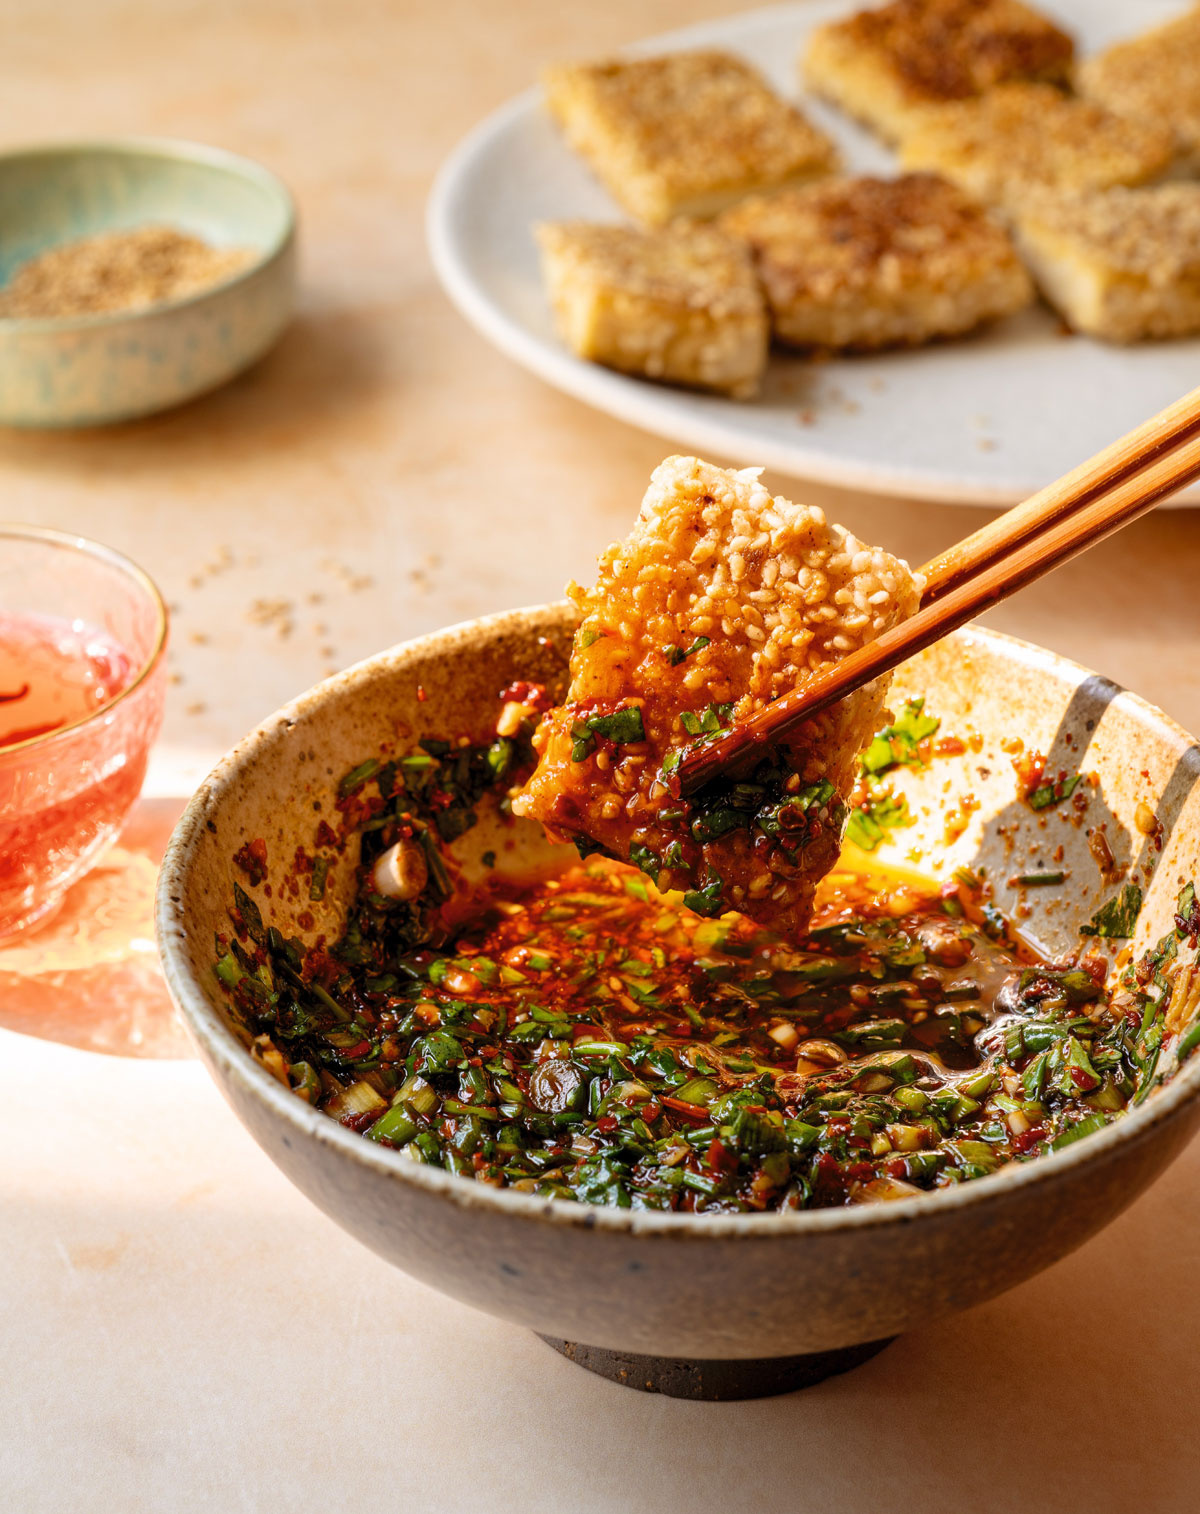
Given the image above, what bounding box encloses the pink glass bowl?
[0,526,167,939]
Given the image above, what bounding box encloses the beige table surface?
[3,1,1200,1510]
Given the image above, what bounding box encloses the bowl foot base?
[537,1333,895,1399]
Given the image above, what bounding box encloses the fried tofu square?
[536,221,769,398]
[1011,184,1200,342]
[802,0,1074,144]
[542,49,838,226]
[1078,6,1200,176]
[512,457,921,934]
[718,173,1032,351]
[899,83,1175,211]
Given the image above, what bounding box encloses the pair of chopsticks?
[678,386,1200,795]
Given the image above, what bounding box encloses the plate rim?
[425,0,1200,507]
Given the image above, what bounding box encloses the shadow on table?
[0,301,396,469]
[0,796,192,1059]
[534,1157,1200,1512]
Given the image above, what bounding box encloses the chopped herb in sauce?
[847,699,939,853]
[216,740,1200,1212]
[861,698,939,775]
[570,704,645,761]
[1081,882,1143,938]
[680,702,733,737]
[1028,774,1081,810]
[665,637,710,666]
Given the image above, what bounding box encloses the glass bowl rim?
[0,522,168,756]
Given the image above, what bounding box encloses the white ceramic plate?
[427,0,1200,506]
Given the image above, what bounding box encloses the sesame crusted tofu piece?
[542,50,839,226]
[899,83,1176,211]
[1078,7,1200,176]
[802,0,1074,144]
[1011,184,1200,342]
[718,173,1032,351]
[512,457,921,935]
[536,221,769,398]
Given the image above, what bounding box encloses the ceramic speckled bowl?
[0,138,295,427]
[157,607,1200,1398]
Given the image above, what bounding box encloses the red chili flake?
[1069,1066,1097,1091]
[315,820,338,848]
[668,1020,694,1038]
[934,736,967,757]
[1081,956,1107,986]
[810,1151,843,1198]
[706,1138,737,1175]
[416,685,428,702]
[1012,1126,1046,1154]
[886,1159,909,1179]
[595,1116,619,1134]
[499,680,552,712]
[846,1161,875,1182]
[642,1102,662,1122]
[341,1111,378,1133]
[660,1096,709,1122]
[300,945,341,986]
[472,1152,487,1171]
[233,838,268,886]
[1012,750,1047,795]
[297,911,315,931]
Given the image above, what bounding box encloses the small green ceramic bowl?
[0,137,296,427]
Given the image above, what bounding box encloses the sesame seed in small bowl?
[0,137,296,427]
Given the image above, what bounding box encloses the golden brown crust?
[822,0,1073,99]
[803,0,1074,141]
[1012,184,1200,341]
[535,220,769,397]
[513,457,921,930]
[536,220,764,315]
[899,82,1175,209]
[543,49,838,224]
[1078,7,1200,171]
[719,174,1032,349]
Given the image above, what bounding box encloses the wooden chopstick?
[920,384,1200,606]
[678,388,1200,795]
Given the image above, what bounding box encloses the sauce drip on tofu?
[513,456,921,934]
